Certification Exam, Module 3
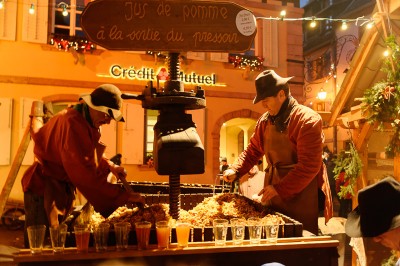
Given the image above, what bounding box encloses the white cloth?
[349,237,366,266]
[239,170,265,200]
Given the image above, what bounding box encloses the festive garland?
[332,141,363,199]
[361,35,400,158]
[49,35,96,54]
[228,54,264,71]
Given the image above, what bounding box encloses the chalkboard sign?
[81,0,257,52]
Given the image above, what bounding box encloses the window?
[244,41,255,56]
[145,109,158,161]
[51,0,87,37]
[22,0,48,43]
[0,0,17,40]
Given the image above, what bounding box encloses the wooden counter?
[13,236,339,266]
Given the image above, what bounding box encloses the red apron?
[263,121,319,235]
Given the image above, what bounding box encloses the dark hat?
[253,70,293,104]
[221,157,227,162]
[345,176,400,237]
[80,84,125,122]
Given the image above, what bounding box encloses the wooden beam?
[394,156,400,182]
[0,74,255,101]
[335,104,365,128]
[376,0,396,72]
[42,94,80,104]
[354,122,375,151]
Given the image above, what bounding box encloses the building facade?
[0,0,303,202]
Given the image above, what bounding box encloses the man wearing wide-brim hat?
[22,84,144,247]
[223,70,333,234]
[345,176,400,254]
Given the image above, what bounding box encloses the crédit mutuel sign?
[109,64,217,86]
[81,0,256,86]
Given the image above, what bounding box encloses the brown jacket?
[230,100,333,222]
[22,107,129,218]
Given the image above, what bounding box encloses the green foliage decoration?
[362,35,400,158]
[332,141,363,199]
[381,250,399,266]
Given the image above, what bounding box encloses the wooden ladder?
[0,101,51,218]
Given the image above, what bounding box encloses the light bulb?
[383,49,390,57]
[280,10,286,19]
[366,21,374,29]
[29,3,34,14]
[62,5,68,16]
[341,21,348,30]
[318,88,327,100]
[310,19,316,28]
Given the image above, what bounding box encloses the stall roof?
[328,0,400,128]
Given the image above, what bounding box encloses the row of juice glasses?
[27,216,278,254]
[75,220,192,251]
[213,216,280,246]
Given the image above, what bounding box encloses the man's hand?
[110,164,126,179]
[127,192,145,207]
[258,185,278,205]
[223,169,237,182]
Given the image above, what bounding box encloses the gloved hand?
[258,185,278,205]
[223,169,237,182]
[110,163,126,179]
[127,192,145,207]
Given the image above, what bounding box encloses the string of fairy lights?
[0,1,393,65]
[0,2,377,29]
[258,10,376,30]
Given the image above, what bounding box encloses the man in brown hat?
[223,70,332,234]
[345,176,400,254]
[22,84,144,247]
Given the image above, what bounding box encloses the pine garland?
[332,141,363,199]
[361,35,400,158]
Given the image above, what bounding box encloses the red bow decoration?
[383,84,395,100]
[335,172,352,199]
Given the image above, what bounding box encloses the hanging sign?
[81,0,257,52]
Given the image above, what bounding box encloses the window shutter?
[260,19,279,68]
[0,98,13,165]
[21,0,48,43]
[122,102,144,164]
[210,53,229,62]
[0,0,17,40]
[186,52,206,60]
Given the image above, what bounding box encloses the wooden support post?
[0,101,44,218]
[394,156,400,182]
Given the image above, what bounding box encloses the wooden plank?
[14,237,339,263]
[354,122,375,152]
[0,120,31,218]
